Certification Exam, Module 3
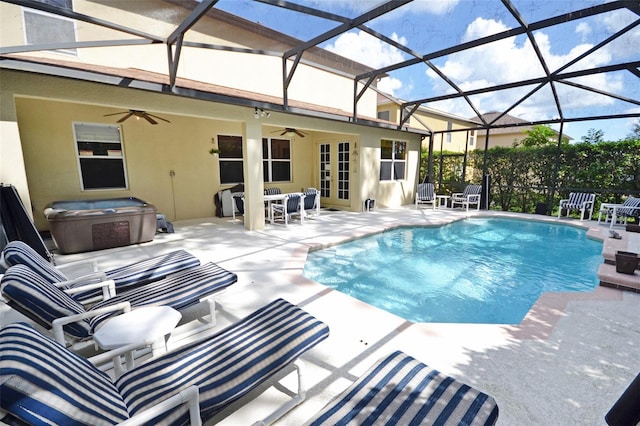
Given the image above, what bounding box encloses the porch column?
[242,120,265,230]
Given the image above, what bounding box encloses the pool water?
[303,218,603,324]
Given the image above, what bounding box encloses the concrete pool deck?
[1,207,639,425]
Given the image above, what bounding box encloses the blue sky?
[217,0,640,141]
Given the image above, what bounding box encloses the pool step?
[598,262,640,293]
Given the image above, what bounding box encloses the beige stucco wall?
[378,102,475,153]
[2,69,422,233]
[477,131,524,149]
[0,1,378,119]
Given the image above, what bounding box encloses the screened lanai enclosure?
[1,0,639,215]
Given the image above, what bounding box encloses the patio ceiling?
[2,0,639,137]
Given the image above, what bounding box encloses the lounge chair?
[557,192,596,220]
[303,187,321,219]
[605,372,640,426]
[415,182,436,209]
[2,240,200,302]
[271,193,304,225]
[0,298,330,425]
[1,261,237,348]
[451,184,482,212]
[305,350,499,426]
[607,197,640,229]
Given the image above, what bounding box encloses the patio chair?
[0,298,330,425]
[415,182,436,209]
[264,187,282,196]
[2,240,201,302]
[557,192,596,220]
[231,192,244,223]
[451,184,482,212]
[303,187,321,219]
[608,197,640,229]
[271,193,304,225]
[305,350,499,426]
[0,261,237,349]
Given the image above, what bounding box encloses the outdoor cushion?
[117,298,331,424]
[0,322,130,425]
[1,298,330,426]
[3,241,201,298]
[88,261,238,332]
[1,265,92,339]
[1,261,238,341]
[305,350,499,426]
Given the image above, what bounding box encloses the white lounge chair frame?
[557,192,595,220]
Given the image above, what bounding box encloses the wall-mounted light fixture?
[254,107,270,119]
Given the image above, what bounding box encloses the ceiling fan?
[104,110,170,125]
[271,128,308,138]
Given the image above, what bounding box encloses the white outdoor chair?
[557,192,595,220]
[271,193,304,225]
[415,182,436,209]
[451,184,482,212]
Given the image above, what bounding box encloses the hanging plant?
[209,137,220,155]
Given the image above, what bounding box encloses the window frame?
[22,0,77,56]
[217,134,244,185]
[379,139,407,182]
[73,122,128,191]
[262,137,292,183]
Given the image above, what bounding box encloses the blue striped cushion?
[103,249,200,288]
[617,197,640,217]
[1,265,91,339]
[462,184,482,197]
[563,192,594,210]
[0,322,129,425]
[116,298,330,425]
[306,350,499,426]
[4,241,202,299]
[3,240,68,283]
[264,187,282,195]
[417,183,435,201]
[88,262,238,332]
[72,249,201,300]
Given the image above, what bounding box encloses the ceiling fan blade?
[103,111,129,117]
[117,112,135,123]
[142,114,158,125]
[147,113,171,123]
[280,130,287,136]
[294,129,306,138]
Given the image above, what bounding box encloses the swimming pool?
[303,218,603,324]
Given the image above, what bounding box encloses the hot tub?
[44,197,157,254]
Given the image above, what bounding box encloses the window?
[23,0,77,55]
[446,121,452,143]
[377,110,390,121]
[469,130,476,147]
[218,135,244,184]
[262,138,291,182]
[380,139,407,181]
[74,123,127,190]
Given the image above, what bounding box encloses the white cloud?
[425,17,624,120]
[304,0,459,16]
[575,22,592,41]
[324,30,406,69]
[325,30,408,95]
[377,76,403,96]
